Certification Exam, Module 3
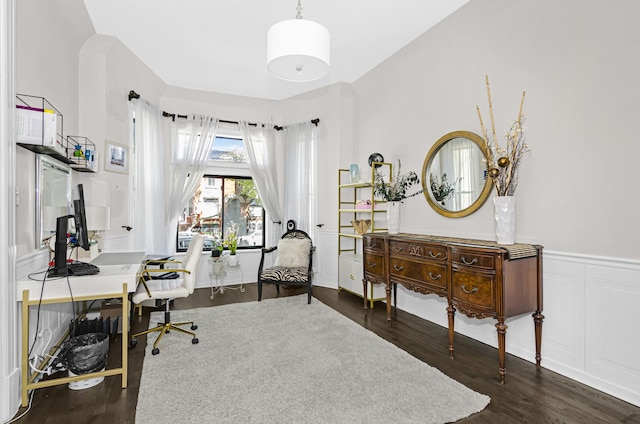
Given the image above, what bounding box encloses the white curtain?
[166,114,219,250]
[129,98,167,254]
[282,122,318,241]
[239,122,283,247]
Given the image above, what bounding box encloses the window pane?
[177,175,264,251]
[210,136,247,163]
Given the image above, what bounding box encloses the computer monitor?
[72,184,91,251]
[49,214,73,277]
[48,184,92,277]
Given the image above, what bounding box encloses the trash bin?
[56,333,109,390]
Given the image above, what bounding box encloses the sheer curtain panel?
[166,115,219,250]
[129,98,167,253]
[240,122,283,247]
[282,122,318,241]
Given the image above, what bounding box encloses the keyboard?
[66,261,100,276]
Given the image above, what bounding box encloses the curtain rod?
[128,90,320,130]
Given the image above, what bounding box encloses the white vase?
[493,196,516,245]
[387,201,400,234]
[227,254,239,267]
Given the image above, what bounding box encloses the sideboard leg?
[447,304,456,359]
[386,283,392,326]
[533,311,544,369]
[496,320,508,384]
[362,278,368,310]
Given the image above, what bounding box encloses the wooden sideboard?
[362,233,543,383]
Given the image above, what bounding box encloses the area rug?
[135,296,490,423]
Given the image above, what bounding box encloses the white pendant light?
[267,0,330,82]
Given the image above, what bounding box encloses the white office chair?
[130,233,204,355]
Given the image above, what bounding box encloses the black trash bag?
[53,333,109,375]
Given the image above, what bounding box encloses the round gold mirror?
[422,131,492,218]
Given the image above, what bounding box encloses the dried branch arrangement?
[476,75,529,196]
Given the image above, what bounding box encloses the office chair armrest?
[138,268,192,299]
[261,246,277,254]
[144,259,183,267]
[140,268,191,280]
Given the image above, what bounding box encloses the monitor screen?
[72,184,91,251]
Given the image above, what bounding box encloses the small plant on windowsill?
[223,224,239,256]
[373,160,423,202]
[210,231,223,258]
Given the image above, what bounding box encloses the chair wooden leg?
[258,281,263,301]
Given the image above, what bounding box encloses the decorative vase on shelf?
[349,164,360,183]
[493,195,516,245]
[387,201,400,234]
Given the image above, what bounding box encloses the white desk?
[17,251,145,407]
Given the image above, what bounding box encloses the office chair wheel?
[152,347,160,355]
[191,325,197,330]
[192,338,199,344]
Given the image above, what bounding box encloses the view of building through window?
[177,175,264,251]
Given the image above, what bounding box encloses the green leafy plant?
[373,160,423,202]
[223,225,239,255]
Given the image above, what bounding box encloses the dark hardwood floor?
[11,284,640,424]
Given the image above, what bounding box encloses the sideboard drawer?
[390,240,448,262]
[451,248,496,270]
[363,236,385,252]
[390,257,447,291]
[363,252,385,278]
[451,270,496,311]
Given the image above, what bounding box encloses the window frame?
[175,132,265,253]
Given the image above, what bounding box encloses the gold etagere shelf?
[337,162,392,306]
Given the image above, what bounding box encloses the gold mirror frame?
[422,130,492,218]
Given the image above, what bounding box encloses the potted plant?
[210,231,223,259]
[223,226,239,266]
[373,160,423,234]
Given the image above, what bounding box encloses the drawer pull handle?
[368,262,377,268]
[428,272,442,280]
[461,285,478,294]
[349,275,355,280]
[394,264,404,271]
[428,251,442,258]
[394,246,404,252]
[461,256,478,265]
[367,241,375,248]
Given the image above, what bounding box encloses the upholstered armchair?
[257,229,314,304]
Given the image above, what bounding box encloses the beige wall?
[352,0,640,260]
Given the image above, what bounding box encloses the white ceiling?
[83,0,469,100]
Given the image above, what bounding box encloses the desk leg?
[496,320,508,384]
[121,283,128,389]
[21,290,30,407]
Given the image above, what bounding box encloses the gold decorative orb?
[488,168,500,178]
[497,157,509,167]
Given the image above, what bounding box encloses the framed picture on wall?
[104,140,129,174]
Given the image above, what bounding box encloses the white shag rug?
[136,296,490,423]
